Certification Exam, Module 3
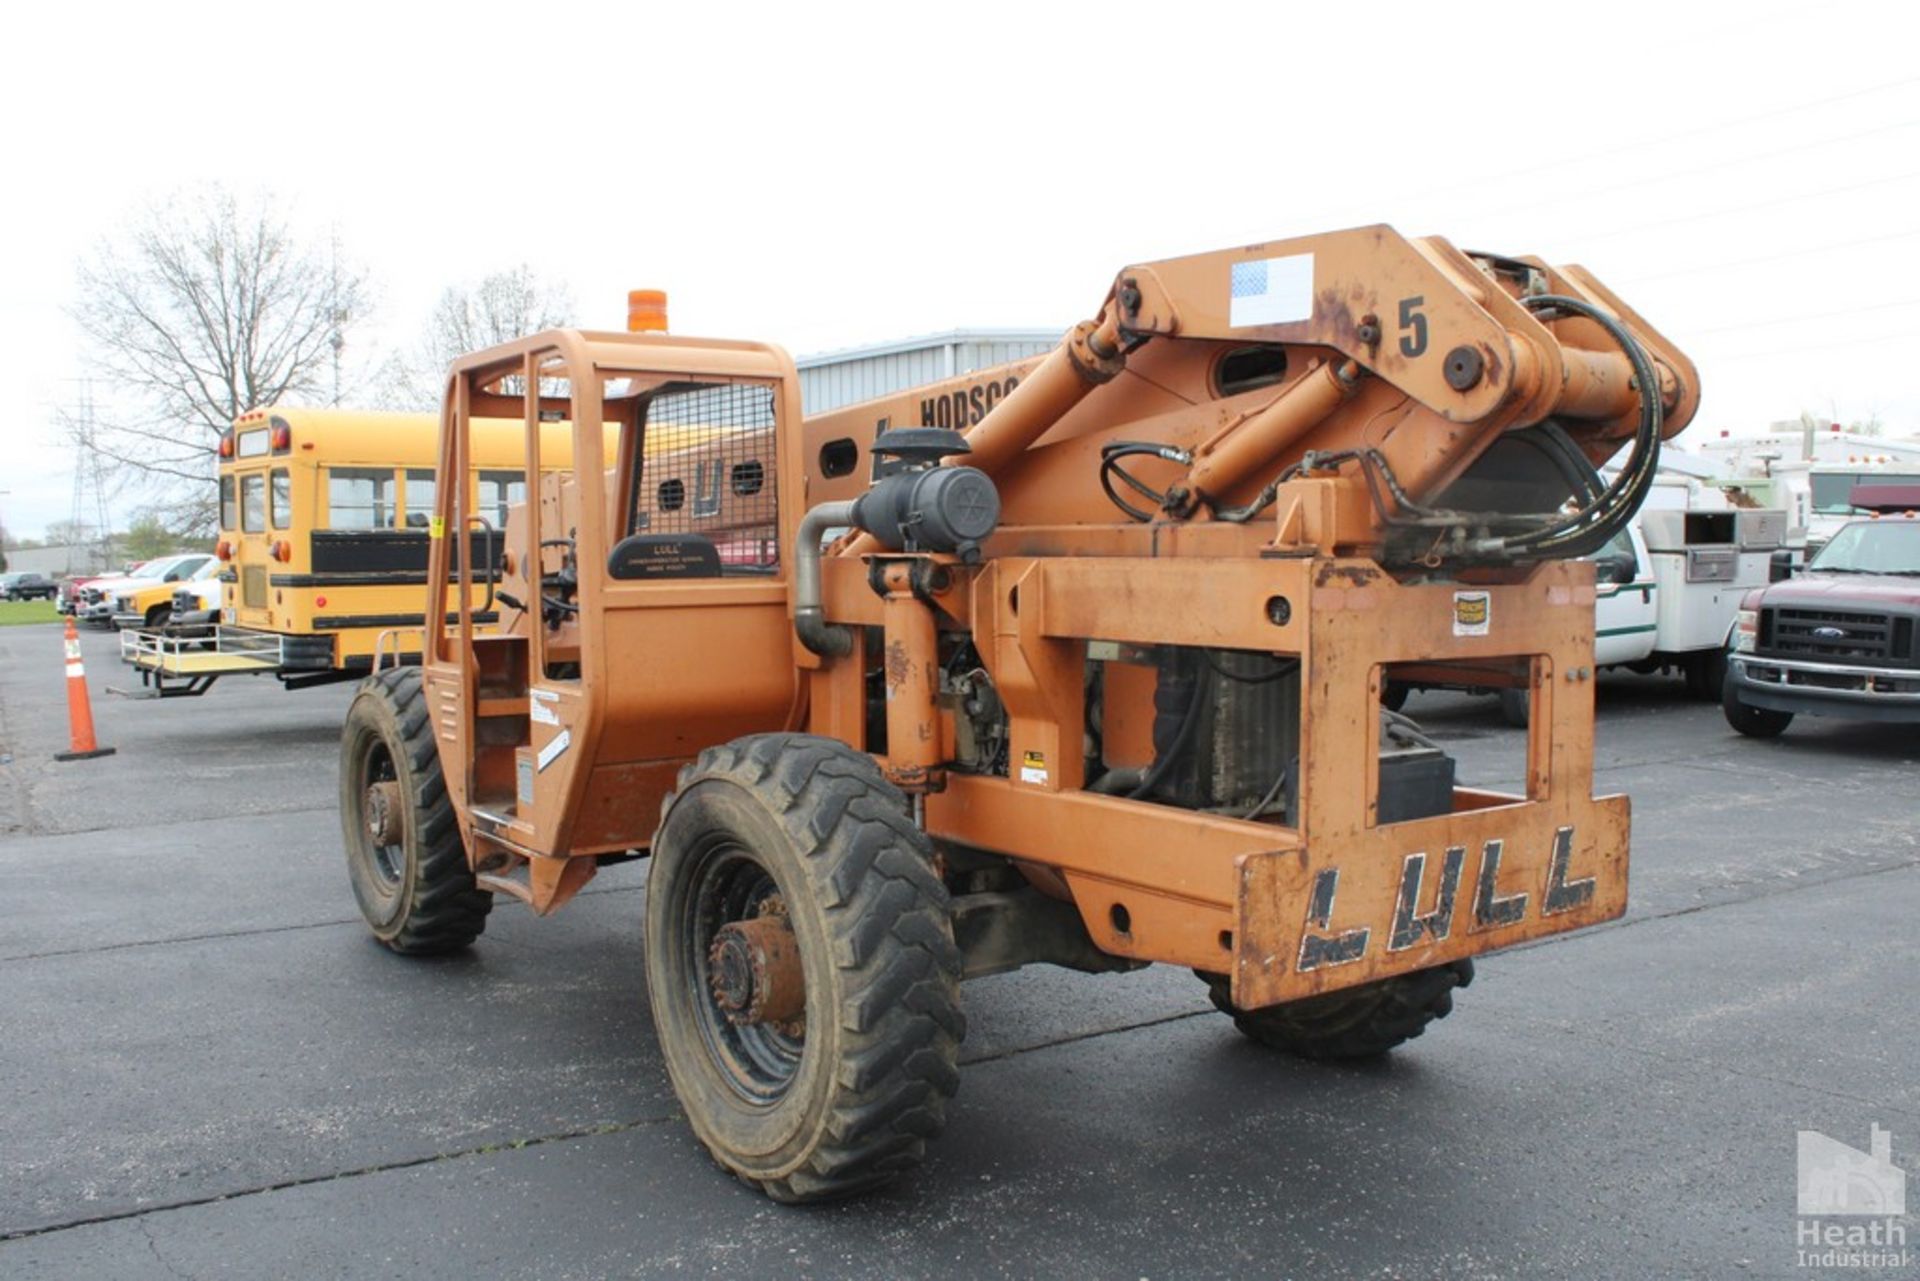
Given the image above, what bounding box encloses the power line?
[1707,323,1920,363]
[1468,115,1920,223]
[1574,168,1920,244]
[1318,73,1920,221]
[1617,226,1920,285]
[1690,295,1920,336]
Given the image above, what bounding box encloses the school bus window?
[404,469,436,529]
[220,475,237,530]
[236,430,270,459]
[694,459,721,517]
[241,474,267,533]
[328,467,396,529]
[270,469,292,530]
[478,470,526,528]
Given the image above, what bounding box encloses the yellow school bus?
[121,406,602,695]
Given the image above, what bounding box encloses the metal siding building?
[796,329,1061,415]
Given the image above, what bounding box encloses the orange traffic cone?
[55,617,116,762]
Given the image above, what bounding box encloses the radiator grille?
[242,565,269,608]
[1762,607,1899,662]
[632,382,778,571]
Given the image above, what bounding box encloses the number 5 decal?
[1398,296,1428,358]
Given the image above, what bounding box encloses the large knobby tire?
[1722,674,1792,738]
[339,668,492,953]
[646,733,964,1203]
[1202,960,1473,1060]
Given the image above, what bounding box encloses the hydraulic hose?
[1468,294,1665,561]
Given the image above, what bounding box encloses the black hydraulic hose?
[1128,669,1208,801]
[1099,442,1192,523]
[1485,294,1665,559]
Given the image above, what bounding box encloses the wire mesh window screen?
[635,382,779,571]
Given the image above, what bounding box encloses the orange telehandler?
[338,227,1696,1200]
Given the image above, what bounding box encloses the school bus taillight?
[271,423,293,452]
[215,540,233,561]
[217,431,235,459]
[271,540,292,563]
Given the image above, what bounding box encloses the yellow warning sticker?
[1452,590,1491,637]
[1019,750,1049,786]
[428,516,445,539]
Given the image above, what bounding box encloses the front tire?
[1497,687,1529,728]
[646,733,964,1203]
[1722,674,1792,738]
[339,668,491,953]
[1201,961,1472,1060]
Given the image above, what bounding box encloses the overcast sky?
[3,0,1917,539]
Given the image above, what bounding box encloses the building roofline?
[795,328,1065,369]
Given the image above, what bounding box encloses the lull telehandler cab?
[340,227,1696,1201]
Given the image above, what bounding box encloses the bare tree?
[71,187,369,485]
[380,265,575,410]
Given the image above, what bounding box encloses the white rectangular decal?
[1229,253,1314,328]
[536,729,571,772]
[529,699,559,726]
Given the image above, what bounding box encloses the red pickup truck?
[1723,504,1920,737]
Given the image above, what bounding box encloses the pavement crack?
[960,1008,1212,1067]
[17,803,338,842]
[0,916,366,966]
[1474,1005,1920,1120]
[136,1216,191,1280]
[0,1115,682,1244]
[1500,853,1920,957]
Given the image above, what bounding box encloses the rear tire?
[144,604,172,632]
[1722,675,1792,738]
[646,733,964,1203]
[1201,960,1472,1060]
[339,668,491,953]
[1497,687,1529,728]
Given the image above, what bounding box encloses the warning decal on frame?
[1019,750,1049,786]
[1452,590,1491,637]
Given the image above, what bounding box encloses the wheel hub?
[707,913,804,1027]
[364,780,404,846]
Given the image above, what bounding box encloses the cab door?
[1593,526,1657,666]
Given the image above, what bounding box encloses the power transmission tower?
[330,230,346,407]
[64,381,116,574]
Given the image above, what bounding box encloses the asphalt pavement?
[0,622,1915,1279]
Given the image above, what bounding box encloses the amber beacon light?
[627,289,669,333]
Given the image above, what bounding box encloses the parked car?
[75,556,211,628]
[103,554,219,629]
[165,578,222,630]
[1724,506,1920,737]
[1,572,59,601]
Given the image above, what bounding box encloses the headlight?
[1732,608,1758,652]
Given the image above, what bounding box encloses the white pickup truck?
[1391,506,1788,724]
